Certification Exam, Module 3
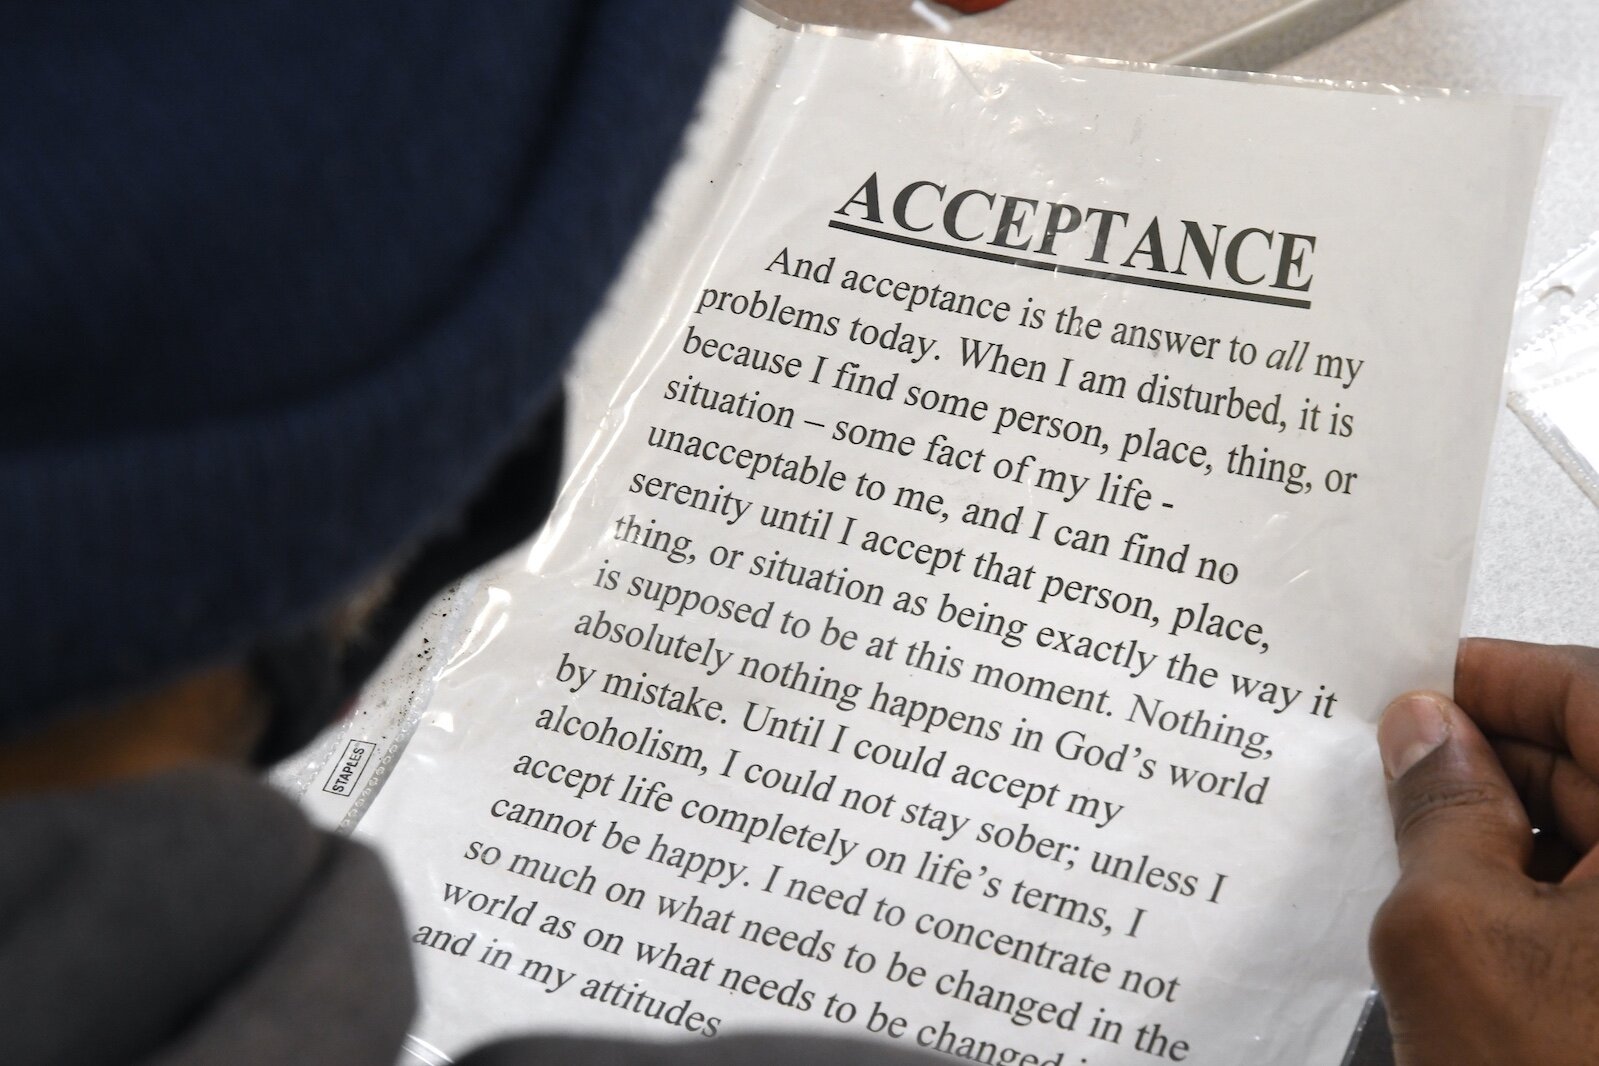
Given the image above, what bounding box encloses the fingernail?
[1378,693,1451,779]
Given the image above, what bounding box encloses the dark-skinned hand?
[1372,638,1599,1065]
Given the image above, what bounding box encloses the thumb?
[1379,692,1532,880]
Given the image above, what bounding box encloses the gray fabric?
[0,767,929,1066]
[0,766,414,1066]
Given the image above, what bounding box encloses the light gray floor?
[766,0,1290,58]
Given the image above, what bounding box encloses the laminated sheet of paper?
[352,9,1548,1065]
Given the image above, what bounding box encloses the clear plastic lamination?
[310,7,1550,1064]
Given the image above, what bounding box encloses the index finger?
[1456,639,1599,771]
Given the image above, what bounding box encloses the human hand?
[1371,638,1599,1065]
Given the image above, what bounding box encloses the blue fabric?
[1,0,734,731]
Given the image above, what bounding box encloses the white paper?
[353,11,1547,1065]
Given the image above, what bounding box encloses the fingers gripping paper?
[353,10,1548,1064]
